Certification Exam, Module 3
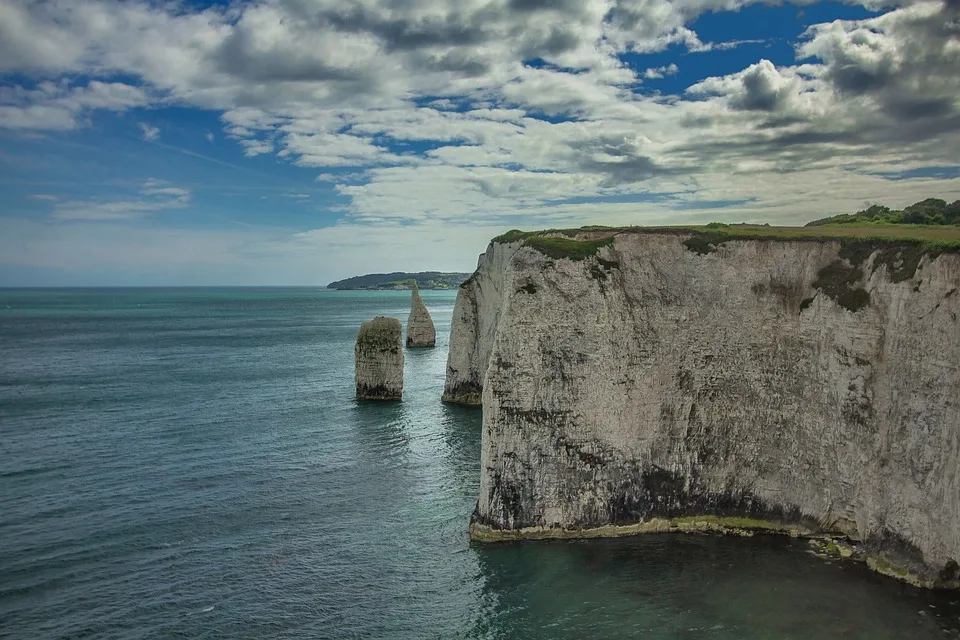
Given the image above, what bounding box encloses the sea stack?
[355,316,403,400]
[406,283,436,348]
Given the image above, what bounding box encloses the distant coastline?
[327,271,471,290]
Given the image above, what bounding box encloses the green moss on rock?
[523,235,615,261]
[671,515,790,532]
[812,254,872,313]
[492,229,535,244]
[683,234,727,255]
[838,288,870,312]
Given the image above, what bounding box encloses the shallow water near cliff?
[2,287,959,639]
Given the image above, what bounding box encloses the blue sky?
[1,0,958,285]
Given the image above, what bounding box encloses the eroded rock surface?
[406,284,436,348]
[448,230,960,588]
[443,240,522,403]
[355,316,403,400]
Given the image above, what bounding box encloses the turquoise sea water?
[1,287,958,639]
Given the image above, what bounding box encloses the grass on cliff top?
[522,235,616,260]
[493,224,960,259]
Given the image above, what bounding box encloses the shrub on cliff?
[807,198,960,227]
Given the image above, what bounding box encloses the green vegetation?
[523,235,615,260]
[683,233,728,255]
[492,229,537,244]
[488,218,960,305]
[812,258,871,312]
[327,271,471,290]
[675,224,960,250]
[671,515,788,532]
[493,224,960,253]
[804,238,949,311]
[807,198,960,227]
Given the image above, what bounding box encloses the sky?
[1,0,959,286]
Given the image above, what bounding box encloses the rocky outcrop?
[442,239,523,403]
[355,316,403,400]
[449,229,960,588]
[406,284,436,348]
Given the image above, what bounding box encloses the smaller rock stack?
[355,316,403,400]
[406,283,436,348]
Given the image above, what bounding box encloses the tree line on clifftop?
[806,198,960,227]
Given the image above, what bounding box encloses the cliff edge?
[446,226,960,588]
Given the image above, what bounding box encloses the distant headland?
[327,271,471,290]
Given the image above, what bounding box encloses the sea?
[1,287,958,639]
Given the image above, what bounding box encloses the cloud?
[139,122,160,141]
[798,2,960,128]
[687,59,814,114]
[644,63,679,79]
[315,171,367,183]
[0,80,150,130]
[0,215,508,286]
[3,0,960,285]
[0,0,781,116]
[701,38,767,52]
[50,179,189,221]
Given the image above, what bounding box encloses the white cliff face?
[454,231,960,588]
[355,316,403,400]
[442,240,523,403]
[406,285,436,348]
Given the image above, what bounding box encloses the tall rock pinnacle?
[406,283,436,348]
[355,316,403,400]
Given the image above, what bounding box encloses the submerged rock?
[355,316,403,400]
[406,284,436,348]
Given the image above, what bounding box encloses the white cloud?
[2,0,960,285]
[50,179,189,221]
[0,80,149,130]
[644,63,679,79]
[238,138,273,156]
[0,104,78,130]
[0,215,506,285]
[315,171,367,183]
[139,122,160,141]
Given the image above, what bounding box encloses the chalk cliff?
[406,284,437,348]
[447,229,960,588]
[442,240,522,404]
[355,316,403,400]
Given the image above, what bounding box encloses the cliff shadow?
[470,534,960,639]
[438,402,483,486]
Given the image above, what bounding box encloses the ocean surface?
[1,287,959,640]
